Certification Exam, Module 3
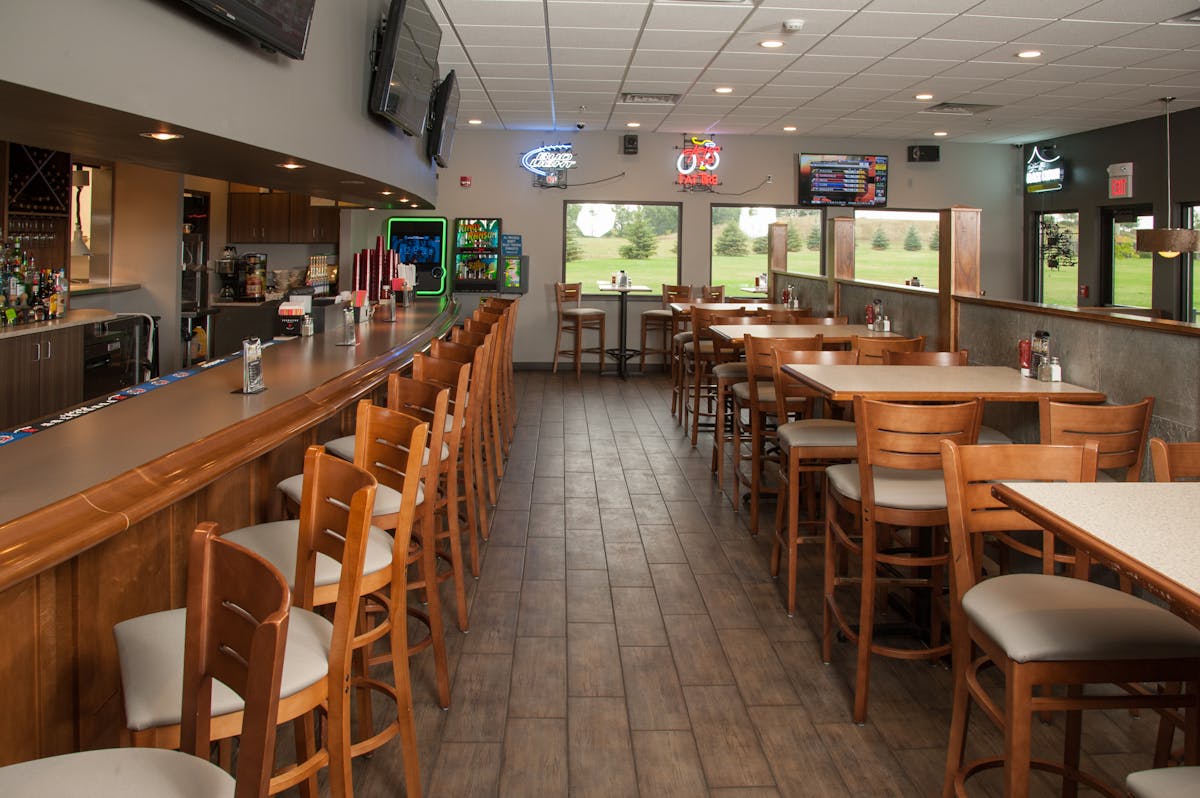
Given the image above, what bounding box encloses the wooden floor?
[326,371,1167,798]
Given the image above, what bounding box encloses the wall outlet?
[1079,284,1089,298]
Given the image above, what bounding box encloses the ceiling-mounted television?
[426,70,459,167]
[174,0,315,59]
[369,0,442,137]
[798,154,889,207]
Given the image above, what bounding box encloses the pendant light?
[1135,97,1200,259]
[71,165,91,258]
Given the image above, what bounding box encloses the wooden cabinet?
[0,326,83,428]
[227,192,291,243]
[288,194,340,243]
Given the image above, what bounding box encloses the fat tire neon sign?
[676,137,721,190]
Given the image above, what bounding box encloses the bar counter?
[0,297,457,762]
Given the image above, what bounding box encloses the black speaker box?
[907,145,940,162]
[622,134,639,155]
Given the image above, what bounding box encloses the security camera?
[576,122,585,130]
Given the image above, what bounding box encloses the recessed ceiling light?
[368,207,376,211]
[1017,49,1042,58]
[759,40,784,49]
[933,130,949,137]
[626,121,641,128]
[714,86,734,94]
[140,131,183,141]
[467,119,483,125]
[399,197,408,202]
[276,162,305,170]
[340,179,365,185]
[782,125,797,132]
[380,190,393,196]
[914,93,934,101]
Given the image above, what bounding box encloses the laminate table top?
[710,323,901,345]
[669,302,788,313]
[780,364,1107,403]
[994,481,1200,619]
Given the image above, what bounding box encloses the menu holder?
[236,337,266,394]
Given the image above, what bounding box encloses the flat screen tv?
[798,154,888,207]
[426,70,459,167]
[175,0,315,59]
[370,0,442,137]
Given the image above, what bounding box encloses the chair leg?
[1063,687,1084,798]
[942,641,972,798]
[1004,665,1035,797]
[639,317,648,371]
[785,451,800,616]
[293,713,320,798]
[822,488,837,665]
[552,320,562,374]
[574,319,583,380]
[712,379,727,480]
[387,587,423,798]
[853,521,877,724]
[598,318,606,375]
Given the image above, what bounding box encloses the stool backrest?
[856,397,981,475]
[852,335,926,365]
[661,284,691,307]
[883,349,968,366]
[762,308,813,322]
[770,348,856,417]
[743,335,822,412]
[181,523,290,797]
[411,354,471,448]
[1150,438,1200,482]
[556,282,583,309]
[788,315,849,326]
[700,285,725,302]
[1038,397,1154,481]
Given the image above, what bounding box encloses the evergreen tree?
[904,225,922,251]
[565,224,583,262]
[806,226,821,251]
[617,213,656,259]
[714,224,750,257]
[871,227,889,250]
[786,224,802,252]
[752,236,769,255]
[928,228,940,251]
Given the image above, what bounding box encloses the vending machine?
[452,217,502,293]
[385,216,449,296]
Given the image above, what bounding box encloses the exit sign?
[1107,162,1133,199]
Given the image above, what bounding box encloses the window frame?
[851,207,943,289]
[1032,209,1080,305]
[1102,204,1154,309]
[561,200,682,296]
[708,203,825,288]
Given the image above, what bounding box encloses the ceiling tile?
[864,57,958,76]
[454,25,546,48]
[740,7,858,37]
[889,38,1000,60]
[805,35,913,58]
[1102,26,1200,50]
[957,0,1091,18]
[1052,46,1165,68]
[637,29,736,51]
[707,51,798,71]
[439,0,546,27]
[552,48,635,67]
[836,11,955,38]
[551,27,641,49]
[1066,1,1200,24]
[1021,20,1149,47]
[927,15,1049,42]
[630,49,715,69]
[644,1,755,31]
[547,0,649,27]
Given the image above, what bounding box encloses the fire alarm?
[460,176,472,188]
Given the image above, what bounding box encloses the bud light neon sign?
[520,144,578,177]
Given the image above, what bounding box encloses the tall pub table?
[597,281,651,379]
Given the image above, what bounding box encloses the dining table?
[668,302,788,313]
[994,481,1200,619]
[711,323,902,346]
[597,281,652,379]
[781,364,1107,403]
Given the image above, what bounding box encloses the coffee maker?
[215,251,268,302]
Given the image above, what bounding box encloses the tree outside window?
[853,209,940,288]
[563,202,680,290]
[710,205,821,291]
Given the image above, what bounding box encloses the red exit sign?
[1106,163,1133,199]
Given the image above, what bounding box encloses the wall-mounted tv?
[369,0,442,137]
[426,70,459,168]
[798,154,888,207]
[175,0,315,59]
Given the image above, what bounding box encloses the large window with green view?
[1111,207,1154,307]
[852,209,940,289]
[1187,205,1199,323]
[563,202,680,291]
[709,206,822,290]
[1036,211,1079,305]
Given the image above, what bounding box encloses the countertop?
[0,308,119,340]
[67,281,141,296]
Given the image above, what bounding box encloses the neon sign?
[1025,145,1064,193]
[676,136,721,190]
[520,144,577,177]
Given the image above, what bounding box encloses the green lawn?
[854,248,940,289]
[1041,256,1154,308]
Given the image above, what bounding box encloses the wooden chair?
[761,307,813,322]
[1151,437,1200,482]
[1039,396,1154,481]
[469,310,509,488]
[116,447,383,797]
[790,315,849,325]
[731,334,823,535]
[641,284,690,372]
[1127,767,1200,798]
[0,523,289,798]
[708,314,769,483]
[768,348,858,616]
[824,397,981,723]
[553,282,605,378]
[940,440,1200,798]
[852,334,925,364]
[883,349,1013,444]
[481,297,518,451]
[700,284,725,302]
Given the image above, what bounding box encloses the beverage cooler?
[452,217,502,293]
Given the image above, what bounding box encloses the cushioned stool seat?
[642,308,671,319]
[0,747,241,798]
[711,361,747,379]
[977,425,1012,444]
[223,520,395,589]
[323,434,450,464]
[778,419,857,448]
[1127,766,1200,798]
[825,462,947,510]
[563,307,603,318]
[278,473,424,515]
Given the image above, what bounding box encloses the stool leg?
[553,318,562,374]
[574,318,583,380]
[598,317,606,375]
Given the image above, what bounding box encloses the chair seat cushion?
[115,606,332,732]
[964,573,1200,663]
[0,747,236,797]
[673,332,693,344]
[731,380,775,403]
[778,419,857,449]
[278,474,425,515]
[563,307,604,318]
[1126,766,1200,798]
[826,463,947,510]
[322,435,450,464]
[642,308,672,319]
[978,425,1013,444]
[222,520,395,588]
[681,340,714,354]
[712,362,748,379]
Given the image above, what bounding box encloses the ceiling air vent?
[619,93,680,106]
[920,102,999,116]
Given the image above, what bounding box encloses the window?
[853,209,940,289]
[1110,206,1154,307]
[709,206,821,289]
[1186,204,1198,323]
[563,202,680,290]
[1036,211,1078,305]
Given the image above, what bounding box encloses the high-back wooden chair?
[789,315,849,325]
[641,283,691,372]
[553,282,606,378]
[0,524,291,798]
[852,334,925,364]
[940,440,1200,798]
[708,314,770,479]
[1151,437,1200,482]
[824,397,981,723]
[1039,396,1154,481]
[700,285,725,302]
[685,308,752,446]
[882,349,968,365]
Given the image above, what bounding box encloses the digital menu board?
[798,154,888,207]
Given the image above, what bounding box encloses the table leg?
[618,292,629,379]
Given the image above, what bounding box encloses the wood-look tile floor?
[329,372,1169,798]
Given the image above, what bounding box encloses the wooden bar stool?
[553,281,605,378]
[709,314,768,483]
[0,523,290,798]
[461,317,503,505]
[640,284,690,372]
[700,284,725,302]
[1039,396,1154,481]
[1127,766,1200,796]
[482,297,518,451]
[883,349,1014,444]
[851,334,925,364]
[940,440,1200,798]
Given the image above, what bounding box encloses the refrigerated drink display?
[453,217,502,292]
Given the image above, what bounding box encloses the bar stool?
[709,314,768,481]
[462,315,504,504]
[553,281,605,378]
[0,523,289,798]
[851,334,925,364]
[1127,766,1200,797]
[700,284,725,302]
[940,440,1200,798]
[640,284,690,372]
[482,297,518,451]
[823,397,982,723]
[114,447,382,798]
[883,349,1014,444]
[1039,396,1154,481]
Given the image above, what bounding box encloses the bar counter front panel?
[0,298,458,763]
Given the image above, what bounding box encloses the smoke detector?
[782,19,805,32]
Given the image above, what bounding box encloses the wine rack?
[7,144,71,214]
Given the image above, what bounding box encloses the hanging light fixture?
[1136,97,1200,259]
[71,165,91,258]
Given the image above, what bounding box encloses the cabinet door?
[39,327,83,417]
[228,193,260,243]
[313,205,340,243]
[289,194,315,242]
[0,337,43,429]
[259,193,291,242]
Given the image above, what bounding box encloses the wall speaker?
[907,145,940,162]
[622,134,639,155]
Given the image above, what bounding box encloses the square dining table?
[994,482,1200,618]
[780,364,1107,403]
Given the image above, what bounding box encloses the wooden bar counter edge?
[0,298,457,762]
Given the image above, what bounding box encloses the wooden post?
[828,215,855,316]
[938,206,982,350]
[767,221,788,298]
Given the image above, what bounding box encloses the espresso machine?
[215,250,268,301]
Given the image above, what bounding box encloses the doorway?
[1103,205,1153,308]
